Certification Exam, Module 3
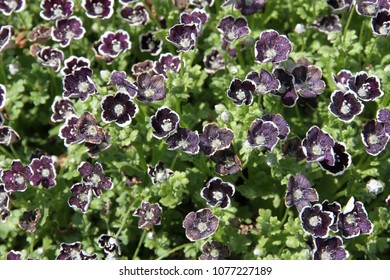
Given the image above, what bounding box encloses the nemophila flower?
[56,242,98,260]
[217,16,250,44]
[361,119,389,156]
[119,0,136,4]
[29,155,57,189]
[0,25,14,52]
[227,78,255,106]
[139,32,163,56]
[326,0,352,13]
[328,90,364,122]
[203,49,225,74]
[18,208,41,233]
[332,69,353,91]
[78,161,113,198]
[51,97,76,123]
[166,24,198,52]
[0,126,20,146]
[61,56,90,76]
[199,123,234,156]
[312,15,342,33]
[292,65,325,98]
[135,73,166,103]
[98,234,121,256]
[63,67,97,101]
[210,146,242,176]
[52,16,85,48]
[2,160,32,192]
[154,53,181,78]
[180,8,208,33]
[322,200,341,232]
[356,0,389,17]
[150,106,180,139]
[101,92,138,127]
[183,208,219,241]
[338,197,374,239]
[260,113,290,140]
[76,112,107,145]
[302,126,335,165]
[166,127,200,154]
[319,142,351,175]
[36,46,64,72]
[85,133,111,158]
[0,185,10,222]
[0,83,6,109]
[372,9,390,36]
[247,119,279,151]
[199,241,230,260]
[131,60,155,76]
[255,29,292,64]
[92,39,114,64]
[81,0,113,19]
[201,177,235,209]
[147,161,174,185]
[300,204,334,238]
[98,30,131,58]
[0,0,25,16]
[7,250,21,260]
[366,179,384,195]
[386,195,390,206]
[348,71,383,101]
[59,115,82,146]
[28,25,52,43]
[120,4,149,26]
[190,0,214,7]
[40,0,74,20]
[108,70,137,98]
[272,68,298,107]
[246,69,280,95]
[234,0,267,16]
[313,236,349,260]
[68,182,92,213]
[377,108,390,135]
[285,173,319,212]
[133,201,163,230]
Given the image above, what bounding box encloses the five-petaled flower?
[183,208,219,241]
[133,201,163,230]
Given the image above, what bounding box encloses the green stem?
[156,243,192,260]
[115,198,140,238]
[179,52,185,77]
[280,208,290,226]
[10,145,20,159]
[0,55,6,82]
[132,230,147,260]
[0,145,14,159]
[342,4,355,47]
[30,233,35,256]
[170,151,181,170]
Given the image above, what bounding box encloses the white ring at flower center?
[197,222,208,233]
[114,104,125,116]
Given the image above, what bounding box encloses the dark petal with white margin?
[312,15,342,33]
[182,208,219,241]
[68,182,92,213]
[0,0,25,16]
[255,29,292,64]
[51,96,76,122]
[81,0,114,19]
[246,69,280,95]
[120,4,149,26]
[75,112,106,144]
[59,115,82,146]
[77,161,113,198]
[332,69,353,91]
[272,68,298,107]
[98,30,131,58]
[372,9,390,36]
[313,236,349,260]
[62,67,97,101]
[133,201,163,230]
[2,160,32,192]
[166,24,198,52]
[300,204,334,238]
[234,0,267,16]
[247,119,279,151]
[292,65,325,98]
[139,31,162,56]
[261,113,290,140]
[135,73,166,103]
[108,70,138,98]
[200,177,235,208]
[0,25,14,52]
[29,155,57,189]
[285,173,319,212]
[0,83,6,109]
[147,161,174,185]
[101,92,138,127]
[98,234,121,256]
[328,90,364,122]
[199,241,230,260]
[318,142,351,176]
[154,53,181,77]
[322,200,341,232]
[131,60,155,77]
[166,127,200,154]
[227,78,255,106]
[0,126,20,146]
[301,126,335,164]
[7,250,22,260]
[210,146,242,176]
[203,49,225,74]
[216,16,250,43]
[150,106,180,139]
[199,123,234,156]
[361,119,389,156]
[36,46,64,72]
[40,0,74,20]
[61,56,90,76]
[348,71,383,101]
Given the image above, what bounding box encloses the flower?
[328,90,364,122]
[372,9,390,36]
[356,0,389,17]
[27,25,52,43]
[234,0,267,16]
[150,106,180,139]
[0,25,14,52]
[189,0,214,8]
[199,241,230,260]
[61,56,90,76]
[29,155,57,189]
[101,92,138,127]
[131,60,155,76]
[98,30,131,58]
[81,0,113,19]
[166,24,198,52]
[166,127,200,154]
[199,123,234,156]
[210,146,242,176]
[255,29,292,64]
[133,201,163,230]
[36,46,64,72]
[338,197,374,239]
[50,96,76,122]
[0,83,6,109]
[260,113,290,140]
[68,182,92,213]
[120,4,149,26]
[147,161,174,185]
[135,73,166,102]
[377,108,390,135]
[272,68,298,107]
[246,69,280,95]
[301,126,335,165]
[78,161,113,198]
[332,69,353,91]
[139,31,163,56]
[313,236,349,260]
[2,160,32,192]
[98,234,121,256]
[0,0,25,16]
[312,15,342,33]
[62,67,97,101]
[18,208,41,233]
[321,200,341,232]
[201,177,235,208]
[154,53,181,78]
[180,8,208,33]
[92,39,114,64]
[347,71,383,101]
[285,173,319,212]
[292,65,325,98]
[361,119,389,156]
[227,78,255,106]
[0,185,10,222]
[326,0,352,13]
[52,16,86,48]
[7,250,22,260]
[203,49,225,74]
[108,70,138,98]
[300,204,334,238]
[85,133,111,158]
[56,242,98,260]
[0,126,20,146]
[217,16,250,43]
[318,142,351,176]
[40,0,74,20]
[183,208,219,241]
[59,115,82,146]
[247,119,279,151]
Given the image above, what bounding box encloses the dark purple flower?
[62,67,97,101]
[150,106,180,139]
[119,0,137,4]
[81,0,113,19]
[40,0,74,20]
[180,8,208,33]
[217,16,250,43]
[322,200,341,232]
[199,123,234,156]
[50,96,76,122]
[189,0,214,8]
[92,39,114,64]
[272,68,298,107]
[154,53,181,78]
[338,197,374,239]
[120,4,149,26]
[98,234,121,256]
[361,119,389,156]
[210,146,242,176]
[255,29,292,64]
[61,56,90,76]
[2,160,32,192]
[133,201,163,230]
[131,60,155,76]
[36,46,64,72]
[246,69,280,95]
[108,70,137,98]
[101,92,138,127]
[199,241,230,260]
[203,49,225,74]
[85,133,111,158]
[52,16,85,48]
[135,73,166,103]
[68,182,92,213]
[0,83,6,109]
[75,112,107,145]
[356,0,389,17]
[183,208,219,241]
[326,0,352,13]
[332,69,353,91]
[0,0,25,16]
[347,71,383,101]
[59,115,82,146]
[234,0,267,16]
[300,204,334,238]
[147,161,174,185]
[312,15,342,33]
[313,236,349,260]
[29,155,57,189]
[0,185,10,222]
[292,65,325,98]
[386,195,390,206]
[285,173,319,212]
[302,126,335,165]
[247,119,279,151]
[166,24,198,52]
[282,137,306,162]
[328,90,364,122]
[18,208,41,233]
[201,177,235,209]
[260,113,290,140]
[139,31,162,56]
[0,25,14,52]
[166,127,200,154]
[318,142,351,176]
[6,250,21,260]
[377,108,390,135]
[78,161,113,198]
[56,242,97,260]
[0,126,20,146]
[28,25,52,43]
[227,78,255,106]
[98,30,131,58]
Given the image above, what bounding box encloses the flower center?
[366,4,376,15]
[378,21,390,36]
[70,248,80,260]
[236,89,246,100]
[93,3,103,15]
[145,209,155,220]
[311,143,323,156]
[357,83,371,98]
[177,139,189,149]
[320,251,332,260]
[340,100,351,115]
[144,88,155,97]
[293,189,303,200]
[345,213,357,225]
[86,125,98,136]
[197,222,208,233]
[112,40,121,53]
[226,30,236,41]
[255,134,266,145]
[52,4,63,17]
[368,133,379,145]
[212,191,224,201]
[114,104,125,115]
[14,174,25,185]
[155,171,168,183]
[308,215,322,227]
[211,138,222,149]
[78,192,89,202]
[41,168,50,177]
[6,0,17,10]
[90,173,101,184]
[265,48,277,60]
[210,249,220,258]
[256,83,267,94]
[78,81,90,93]
[161,119,173,132]
[180,37,191,49]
